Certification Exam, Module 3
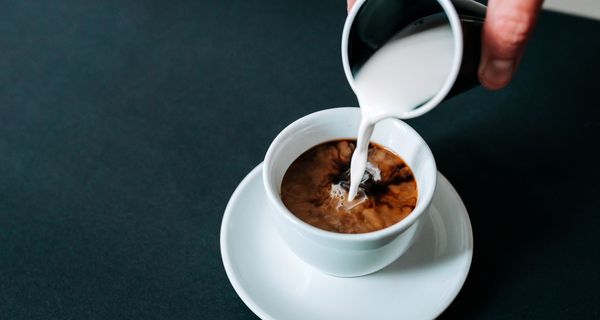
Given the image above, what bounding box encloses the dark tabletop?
[1,1,599,319]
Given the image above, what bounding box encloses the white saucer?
[220,164,473,320]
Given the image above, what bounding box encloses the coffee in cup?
[263,107,436,277]
[281,139,417,234]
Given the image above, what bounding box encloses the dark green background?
[1,1,599,319]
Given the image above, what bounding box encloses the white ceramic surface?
[544,0,600,20]
[263,107,436,277]
[221,164,473,320]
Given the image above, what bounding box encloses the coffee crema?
[281,139,417,234]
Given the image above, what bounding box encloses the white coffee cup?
[263,107,437,277]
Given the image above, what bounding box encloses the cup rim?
[341,0,464,120]
[263,107,437,242]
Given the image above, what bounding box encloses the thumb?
[479,0,542,90]
[347,0,356,12]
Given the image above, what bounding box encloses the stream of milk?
[347,19,454,201]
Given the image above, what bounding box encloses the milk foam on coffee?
[348,19,454,201]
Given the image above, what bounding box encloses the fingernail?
[480,59,515,89]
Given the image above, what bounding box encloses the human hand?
[346,0,543,90]
[479,0,543,89]
[347,0,356,12]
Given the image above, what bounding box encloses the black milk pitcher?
[342,0,487,119]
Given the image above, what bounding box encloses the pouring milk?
[347,18,454,201]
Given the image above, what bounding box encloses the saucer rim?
[220,163,473,320]
[430,171,474,319]
[221,164,272,319]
